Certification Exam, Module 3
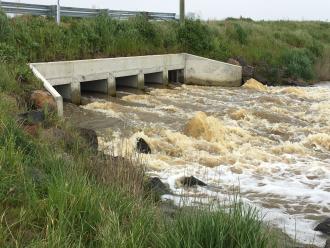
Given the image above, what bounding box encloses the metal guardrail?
[0,1,177,22]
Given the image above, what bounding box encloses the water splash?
[71,82,330,247]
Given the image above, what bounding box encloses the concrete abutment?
[108,74,116,97]
[169,69,184,83]
[30,53,242,116]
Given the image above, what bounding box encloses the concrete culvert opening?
[168,69,184,83]
[54,84,71,101]
[144,72,163,85]
[116,75,139,89]
[80,79,108,94]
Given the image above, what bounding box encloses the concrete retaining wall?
[185,54,242,87]
[30,53,242,116]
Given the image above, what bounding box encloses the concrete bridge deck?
[30,53,242,116]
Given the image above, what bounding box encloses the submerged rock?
[314,218,330,235]
[180,176,207,187]
[136,138,151,154]
[30,90,57,111]
[145,177,170,195]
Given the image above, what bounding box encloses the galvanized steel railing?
[0,1,177,23]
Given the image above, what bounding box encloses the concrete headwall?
[32,54,185,86]
[185,54,242,87]
[30,53,242,116]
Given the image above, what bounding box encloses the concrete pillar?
[163,69,169,85]
[137,71,145,90]
[175,71,180,83]
[178,69,185,83]
[70,78,81,105]
[107,74,116,97]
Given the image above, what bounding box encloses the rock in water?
[145,177,170,195]
[180,176,207,187]
[325,239,330,248]
[136,138,151,154]
[314,218,330,235]
[30,90,57,111]
[78,128,98,152]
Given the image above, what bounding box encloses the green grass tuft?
[159,201,276,248]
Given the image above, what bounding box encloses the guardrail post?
[56,0,60,24]
[180,0,185,23]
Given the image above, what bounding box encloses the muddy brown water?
[64,81,330,247]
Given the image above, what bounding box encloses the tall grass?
[0,107,160,247]
[1,11,330,85]
[159,201,276,248]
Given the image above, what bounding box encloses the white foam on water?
[80,83,330,247]
[155,161,329,246]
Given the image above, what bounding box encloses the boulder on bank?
[30,90,57,111]
[18,110,45,125]
[136,138,151,154]
[179,176,207,187]
[18,110,47,136]
[145,177,170,195]
[78,128,98,152]
[23,124,39,136]
[227,57,256,83]
[242,65,255,82]
[234,56,248,66]
[282,78,310,87]
[314,218,330,235]
[227,58,240,66]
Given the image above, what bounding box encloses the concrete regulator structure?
[30,53,242,116]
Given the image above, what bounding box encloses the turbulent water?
[66,81,330,246]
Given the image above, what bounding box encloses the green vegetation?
[161,203,276,248]
[0,11,326,247]
[1,12,330,86]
